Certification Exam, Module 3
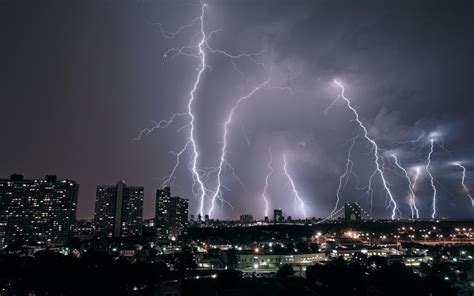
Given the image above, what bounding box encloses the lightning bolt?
[453,162,474,207]
[134,113,188,142]
[282,154,307,219]
[208,80,269,217]
[186,2,210,217]
[411,166,422,190]
[261,146,274,219]
[331,135,358,218]
[154,140,192,188]
[425,139,437,219]
[207,78,293,217]
[392,154,420,219]
[138,2,274,217]
[330,80,399,219]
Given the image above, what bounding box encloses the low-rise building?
[237,252,327,270]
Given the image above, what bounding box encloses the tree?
[277,264,295,279]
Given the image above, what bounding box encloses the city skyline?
[1,0,474,220]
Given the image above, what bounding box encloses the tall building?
[94,181,144,238]
[155,187,188,240]
[273,208,283,222]
[0,174,79,247]
[344,202,362,222]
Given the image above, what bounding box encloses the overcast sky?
[1,0,473,220]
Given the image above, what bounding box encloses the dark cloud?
[1,0,473,220]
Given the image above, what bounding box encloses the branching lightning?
[134,113,188,142]
[425,139,437,219]
[282,154,307,219]
[137,4,469,220]
[155,140,192,188]
[330,80,400,219]
[208,81,269,217]
[138,2,284,218]
[453,162,474,206]
[392,154,419,219]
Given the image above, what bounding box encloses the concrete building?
[155,187,188,240]
[94,180,143,238]
[237,252,327,271]
[0,174,78,247]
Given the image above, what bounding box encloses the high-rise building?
[155,187,188,240]
[273,208,283,222]
[344,202,362,222]
[94,181,144,238]
[0,174,78,247]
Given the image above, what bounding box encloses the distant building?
[155,187,188,240]
[239,214,253,222]
[273,209,283,222]
[94,181,144,238]
[0,174,79,247]
[344,202,362,222]
[73,219,94,240]
[237,252,327,270]
[143,218,155,228]
[264,216,269,223]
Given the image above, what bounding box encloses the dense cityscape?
[0,174,473,295]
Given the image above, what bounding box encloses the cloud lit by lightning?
[136,3,469,220]
[282,154,307,219]
[411,166,422,190]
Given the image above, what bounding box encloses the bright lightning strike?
[425,139,437,219]
[392,154,420,219]
[261,146,274,219]
[411,166,422,190]
[139,2,273,217]
[453,162,474,207]
[282,154,307,219]
[187,2,210,218]
[331,80,399,219]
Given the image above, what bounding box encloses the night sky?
[1,0,473,220]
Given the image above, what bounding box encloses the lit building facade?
[237,253,327,270]
[94,181,143,238]
[155,187,188,240]
[0,174,79,247]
